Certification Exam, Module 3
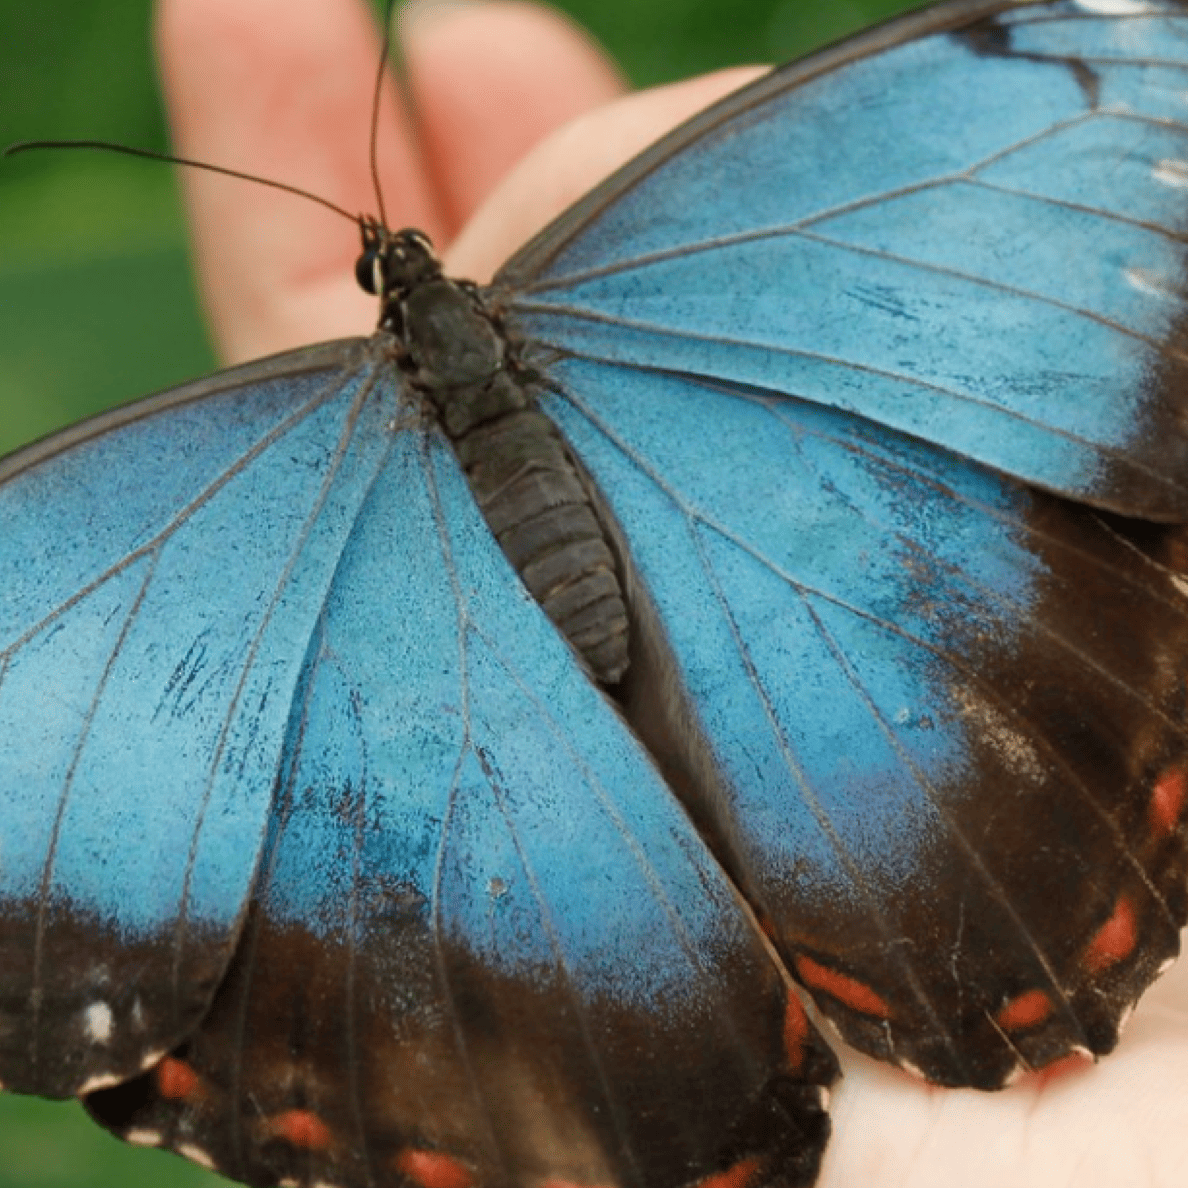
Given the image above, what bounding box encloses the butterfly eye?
[354,247,381,296]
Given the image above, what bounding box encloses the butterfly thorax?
[356,221,630,684]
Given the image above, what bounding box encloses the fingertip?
[399,0,627,235]
[156,0,441,361]
[447,66,764,282]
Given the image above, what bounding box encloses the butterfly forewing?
[0,341,396,1098]
[500,0,1188,519]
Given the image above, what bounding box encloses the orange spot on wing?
[155,1057,199,1101]
[995,989,1054,1032]
[1083,895,1138,973]
[1150,767,1187,838]
[271,1109,331,1150]
[695,1157,761,1188]
[395,1149,476,1188]
[794,953,891,1018]
[782,994,810,1071]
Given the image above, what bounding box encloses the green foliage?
[0,1096,224,1188]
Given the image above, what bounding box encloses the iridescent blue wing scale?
[501,0,1188,519]
[538,360,1188,1088]
[0,340,399,1097]
[83,417,836,1188]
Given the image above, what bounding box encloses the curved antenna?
[3,139,361,224]
[368,0,401,230]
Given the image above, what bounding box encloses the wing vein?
[29,548,162,1064]
[172,359,388,979]
[529,320,1151,481]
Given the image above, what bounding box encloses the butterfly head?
[355,219,442,330]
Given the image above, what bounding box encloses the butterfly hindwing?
[82,405,837,1188]
[539,356,1188,1088]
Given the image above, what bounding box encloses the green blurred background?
[0,0,920,1185]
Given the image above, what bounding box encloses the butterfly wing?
[538,362,1188,1089]
[81,413,837,1188]
[490,0,1188,1087]
[0,339,399,1097]
[8,0,1188,1180]
[499,0,1188,519]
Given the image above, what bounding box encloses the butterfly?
[4,1,1188,1186]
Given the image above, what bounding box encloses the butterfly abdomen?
[452,406,630,684]
[388,235,630,684]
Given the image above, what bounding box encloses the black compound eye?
[355,249,380,295]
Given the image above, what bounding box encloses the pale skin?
[154,0,1188,1184]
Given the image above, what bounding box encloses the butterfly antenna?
[2,139,360,224]
[368,0,400,230]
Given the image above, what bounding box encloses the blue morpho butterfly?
[4,0,1188,1185]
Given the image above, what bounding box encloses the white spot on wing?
[1154,159,1188,190]
[78,1071,123,1094]
[126,1130,163,1147]
[952,688,1046,784]
[1157,954,1178,976]
[139,1048,166,1071]
[178,1144,216,1170]
[1126,268,1181,300]
[84,1002,113,1044]
[1072,0,1161,13]
[1172,574,1188,602]
[897,1057,928,1081]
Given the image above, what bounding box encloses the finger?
[399,0,626,237]
[446,66,764,282]
[824,962,1188,1188]
[156,0,441,362]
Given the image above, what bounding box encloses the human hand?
[155,0,756,363]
